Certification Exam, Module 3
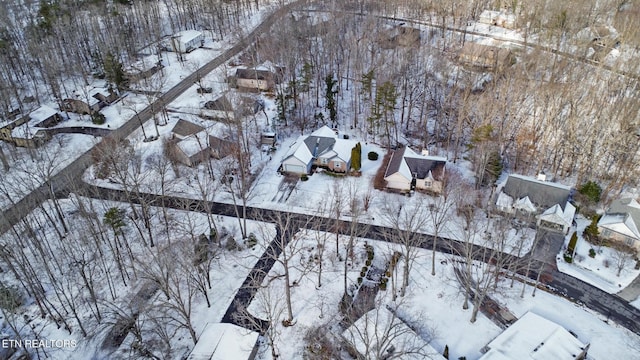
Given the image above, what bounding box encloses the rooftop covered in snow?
[480,312,589,360]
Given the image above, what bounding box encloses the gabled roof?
[281,125,357,167]
[171,119,205,138]
[188,323,258,360]
[480,312,588,360]
[29,106,58,123]
[175,30,203,43]
[235,68,273,80]
[282,135,314,165]
[598,198,640,240]
[496,192,514,209]
[303,136,335,158]
[514,196,536,212]
[384,147,446,181]
[310,125,337,138]
[503,174,571,211]
[204,96,233,111]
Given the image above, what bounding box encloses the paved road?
[1,1,638,337]
[0,0,309,234]
[76,183,640,335]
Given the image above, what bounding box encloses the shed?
[172,30,204,53]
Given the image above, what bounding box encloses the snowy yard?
[247,230,640,359]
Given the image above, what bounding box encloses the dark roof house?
[171,119,205,140]
[384,146,446,193]
[503,174,571,211]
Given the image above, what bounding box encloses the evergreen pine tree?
[351,142,362,171]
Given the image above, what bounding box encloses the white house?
[383,146,446,194]
[280,125,356,174]
[480,312,589,360]
[171,30,204,53]
[235,68,275,92]
[188,323,259,360]
[598,198,640,253]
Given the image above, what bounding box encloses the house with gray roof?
[235,68,275,92]
[496,174,575,234]
[171,119,205,140]
[598,198,640,253]
[280,125,356,174]
[203,95,235,121]
[383,146,446,194]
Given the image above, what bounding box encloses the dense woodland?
[1,0,639,194]
[0,0,640,358]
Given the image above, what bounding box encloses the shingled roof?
[503,174,572,210]
[204,96,233,111]
[384,146,446,181]
[235,68,273,81]
[171,119,205,138]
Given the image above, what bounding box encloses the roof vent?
[421,149,429,156]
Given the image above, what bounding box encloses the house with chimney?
[383,146,447,194]
[495,174,575,234]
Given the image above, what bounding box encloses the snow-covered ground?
[248,231,640,360]
[557,215,640,294]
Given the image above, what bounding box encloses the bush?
[589,248,596,258]
[567,232,578,255]
[583,215,601,244]
[300,173,309,181]
[564,254,573,263]
[368,151,379,161]
[351,143,362,171]
[245,233,258,248]
[379,281,387,291]
[578,181,602,203]
[357,277,363,284]
[365,259,372,266]
[91,112,106,125]
[225,237,240,251]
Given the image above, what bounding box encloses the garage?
[283,163,307,174]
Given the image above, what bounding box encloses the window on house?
[425,180,433,188]
[334,161,341,168]
[321,158,328,165]
[602,229,610,237]
[626,238,635,247]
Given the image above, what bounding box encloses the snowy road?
[72,183,640,336]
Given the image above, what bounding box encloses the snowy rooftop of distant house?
[175,29,203,43]
[187,323,258,360]
[29,105,58,123]
[341,307,444,360]
[10,105,60,139]
[384,146,446,181]
[502,174,572,210]
[598,198,640,239]
[480,312,588,360]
